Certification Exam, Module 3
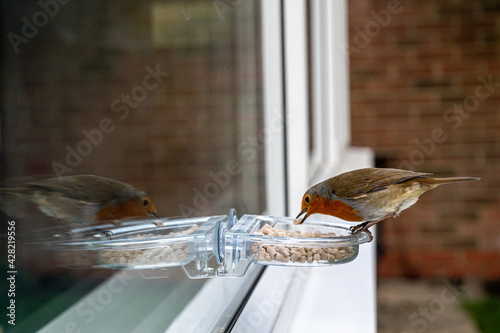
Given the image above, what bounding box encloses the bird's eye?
[304,195,310,204]
[143,199,150,206]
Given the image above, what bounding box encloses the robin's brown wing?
[327,168,431,199]
[26,175,138,204]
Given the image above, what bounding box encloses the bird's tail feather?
[0,190,32,218]
[420,176,480,185]
[0,187,30,194]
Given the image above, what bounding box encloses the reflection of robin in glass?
[0,175,158,226]
[295,168,479,240]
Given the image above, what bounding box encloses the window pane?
[1,0,263,330]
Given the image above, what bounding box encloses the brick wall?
[348,0,500,279]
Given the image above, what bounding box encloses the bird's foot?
[349,221,369,234]
[363,229,374,242]
[350,222,374,242]
[349,215,392,241]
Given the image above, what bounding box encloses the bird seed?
[98,225,198,267]
[252,225,354,264]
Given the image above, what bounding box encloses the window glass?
[1,0,263,330]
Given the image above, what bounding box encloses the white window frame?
[232,1,376,332]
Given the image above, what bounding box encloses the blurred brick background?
[348,0,500,279]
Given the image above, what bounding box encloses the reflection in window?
[1,0,263,331]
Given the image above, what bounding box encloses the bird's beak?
[295,208,310,224]
[148,211,159,219]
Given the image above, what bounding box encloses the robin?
[0,175,158,226]
[295,168,479,240]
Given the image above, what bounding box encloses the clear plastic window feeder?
[219,213,372,277]
[46,209,371,279]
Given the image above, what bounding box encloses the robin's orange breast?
[317,197,364,222]
[96,201,150,221]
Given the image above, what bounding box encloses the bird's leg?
[350,214,393,235]
[349,221,370,234]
